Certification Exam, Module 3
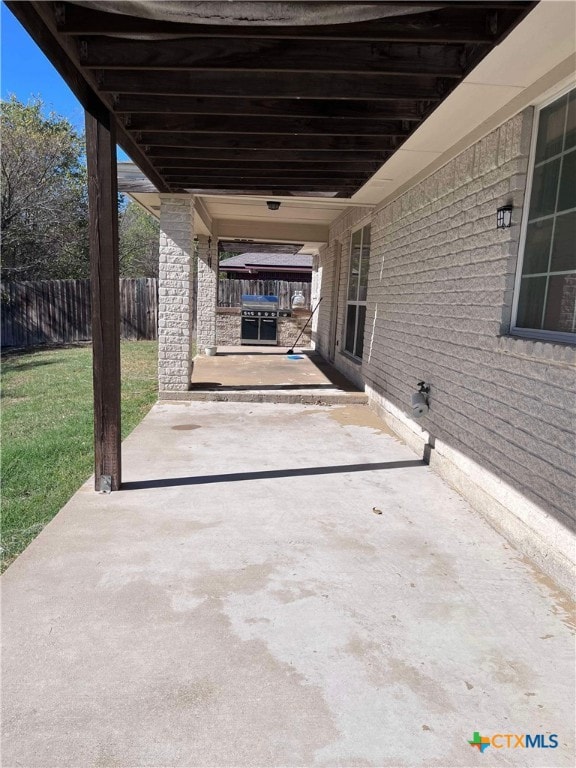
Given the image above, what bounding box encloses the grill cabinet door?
[241,317,259,342]
[260,318,277,342]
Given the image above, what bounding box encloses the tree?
[1,96,89,281]
[118,199,159,278]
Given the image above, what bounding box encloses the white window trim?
[510,82,576,345]
[343,223,370,360]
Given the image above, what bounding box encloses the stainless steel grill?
[241,295,278,345]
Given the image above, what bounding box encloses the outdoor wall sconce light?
[496,205,513,229]
[207,236,212,268]
[267,200,281,211]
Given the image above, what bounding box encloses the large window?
[513,87,576,340]
[344,224,370,358]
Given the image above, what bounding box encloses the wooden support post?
[85,109,121,491]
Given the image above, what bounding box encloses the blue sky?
[1,2,129,158]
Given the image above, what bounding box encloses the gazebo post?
[85,109,121,492]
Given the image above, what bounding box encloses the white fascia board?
[124,192,161,219]
[193,196,212,237]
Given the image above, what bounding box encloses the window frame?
[511,83,576,344]
[343,222,370,360]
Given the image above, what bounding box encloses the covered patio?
[6,0,537,491]
[3,2,574,764]
[2,399,574,766]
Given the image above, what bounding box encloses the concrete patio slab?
[2,401,574,768]
[161,346,368,405]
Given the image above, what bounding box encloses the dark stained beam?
[170,184,357,194]
[179,192,355,199]
[139,132,400,151]
[125,114,412,137]
[160,166,375,176]
[115,95,426,121]
[155,161,383,173]
[166,182,366,195]
[56,3,523,43]
[80,37,466,78]
[161,167,373,176]
[9,0,539,203]
[162,174,370,184]
[165,185,366,195]
[145,147,394,163]
[85,110,121,492]
[99,71,448,101]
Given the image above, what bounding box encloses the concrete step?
[159,389,368,405]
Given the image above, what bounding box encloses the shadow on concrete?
[216,351,289,356]
[121,459,425,490]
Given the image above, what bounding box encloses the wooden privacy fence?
[218,279,311,310]
[2,278,311,348]
[1,278,158,348]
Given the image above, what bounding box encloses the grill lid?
[241,294,279,311]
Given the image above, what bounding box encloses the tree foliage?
[1,96,89,281]
[118,199,159,278]
[1,97,160,282]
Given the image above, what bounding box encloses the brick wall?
[216,309,241,346]
[324,110,575,588]
[158,196,194,391]
[277,312,312,348]
[196,235,218,349]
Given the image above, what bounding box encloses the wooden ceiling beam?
[164,177,369,187]
[80,37,466,78]
[169,183,355,192]
[56,3,517,43]
[7,1,537,199]
[114,95,425,121]
[173,191,357,199]
[125,114,412,137]
[161,170,372,180]
[139,132,400,151]
[154,159,384,171]
[99,71,447,101]
[145,147,394,163]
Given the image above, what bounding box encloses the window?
[513,87,576,340]
[344,224,370,358]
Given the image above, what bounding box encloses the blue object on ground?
[287,355,304,360]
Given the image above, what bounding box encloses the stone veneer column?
[196,234,218,350]
[158,195,195,391]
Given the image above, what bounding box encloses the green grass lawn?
[1,341,158,571]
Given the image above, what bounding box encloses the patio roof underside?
[8,1,534,198]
